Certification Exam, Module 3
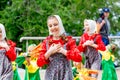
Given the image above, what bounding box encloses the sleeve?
[15,56,25,67]
[66,37,82,62]
[111,55,115,61]
[6,40,17,61]
[37,40,49,67]
[95,35,106,51]
[78,35,85,52]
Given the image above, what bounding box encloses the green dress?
[102,57,118,80]
[100,50,118,80]
[16,56,41,80]
[12,62,21,80]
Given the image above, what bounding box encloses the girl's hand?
[48,44,61,55]
[45,44,61,59]
[26,57,30,66]
[87,40,94,46]
[83,40,94,46]
[58,47,67,56]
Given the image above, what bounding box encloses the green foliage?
[0,0,120,50]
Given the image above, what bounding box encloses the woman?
[37,15,82,80]
[78,19,106,78]
[0,23,16,80]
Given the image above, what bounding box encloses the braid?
[60,33,68,43]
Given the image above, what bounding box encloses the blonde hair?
[28,44,36,52]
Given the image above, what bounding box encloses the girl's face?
[0,29,2,40]
[47,18,60,36]
[104,12,109,18]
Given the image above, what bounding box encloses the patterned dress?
[0,40,16,80]
[45,53,73,80]
[84,46,101,78]
[78,33,106,78]
[0,50,13,80]
[37,36,82,80]
[45,41,73,80]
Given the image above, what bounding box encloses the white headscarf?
[48,15,66,36]
[84,19,97,34]
[0,23,6,40]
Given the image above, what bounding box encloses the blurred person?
[96,7,111,46]
[78,19,106,78]
[16,44,41,80]
[0,23,16,80]
[99,43,118,80]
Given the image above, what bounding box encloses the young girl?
[37,15,82,80]
[16,44,41,80]
[72,62,98,80]
[0,23,16,79]
[78,19,106,78]
[99,43,118,80]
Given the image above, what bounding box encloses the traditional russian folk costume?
[12,61,21,80]
[0,40,16,80]
[99,49,118,80]
[72,62,98,80]
[78,33,106,77]
[16,54,41,80]
[37,36,82,80]
[72,67,80,80]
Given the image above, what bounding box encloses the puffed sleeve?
[95,34,106,51]
[66,36,82,62]
[37,39,49,67]
[6,40,16,61]
[78,34,85,52]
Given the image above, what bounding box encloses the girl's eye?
[0,30,2,33]
[49,25,52,28]
[53,23,58,26]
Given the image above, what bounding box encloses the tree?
[0,0,120,52]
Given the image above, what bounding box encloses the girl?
[99,43,118,80]
[16,44,41,80]
[78,19,106,78]
[37,15,82,80]
[0,23,16,80]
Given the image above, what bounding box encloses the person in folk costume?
[12,61,21,80]
[0,23,16,80]
[72,61,99,80]
[99,43,118,80]
[72,54,98,80]
[72,53,85,80]
[16,44,41,80]
[37,15,82,80]
[78,19,106,78]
